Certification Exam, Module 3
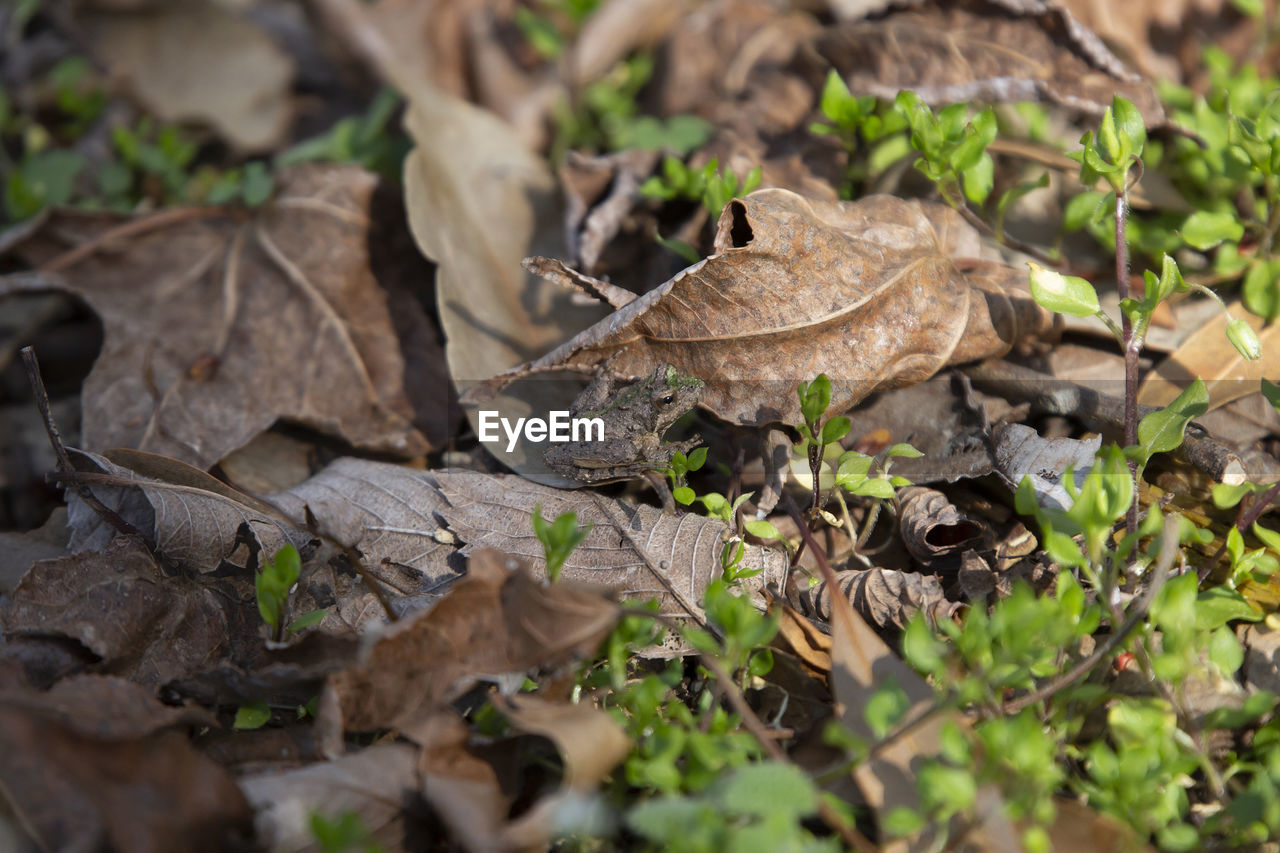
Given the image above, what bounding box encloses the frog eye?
[659,393,675,406]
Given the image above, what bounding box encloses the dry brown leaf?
[0,675,252,853]
[239,743,419,852]
[1138,300,1280,411]
[494,694,631,791]
[815,0,1167,127]
[477,190,1052,428]
[82,0,294,152]
[0,536,228,688]
[799,566,959,631]
[434,469,789,629]
[318,549,619,750]
[3,166,430,470]
[1058,0,1235,83]
[898,485,985,567]
[415,709,512,853]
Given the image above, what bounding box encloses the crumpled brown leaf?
[897,485,985,567]
[478,189,1052,428]
[0,675,251,853]
[318,549,619,753]
[815,0,1168,127]
[435,469,789,629]
[3,166,430,471]
[0,535,228,688]
[81,0,294,152]
[799,566,959,630]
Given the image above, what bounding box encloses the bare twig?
[21,347,145,542]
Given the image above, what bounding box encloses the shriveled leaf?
[495,694,630,790]
[814,0,1167,129]
[798,567,959,631]
[84,0,293,152]
[3,166,430,470]
[476,190,1052,429]
[318,549,618,747]
[897,486,985,566]
[434,470,789,630]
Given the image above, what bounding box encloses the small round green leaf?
[1027,263,1100,317]
[1181,210,1244,250]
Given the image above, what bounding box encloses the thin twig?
[21,347,144,542]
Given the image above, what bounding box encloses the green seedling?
[255,544,326,642]
[532,503,591,582]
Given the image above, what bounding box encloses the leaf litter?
[0,0,1276,849]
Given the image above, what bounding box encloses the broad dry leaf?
[239,743,419,852]
[815,0,1167,127]
[83,0,293,152]
[479,190,1052,427]
[0,676,251,853]
[1138,300,1280,411]
[495,694,631,791]
[319,549,618,747]
[435,469,789,625]
[0,536,228,688]
[3,166,429,470]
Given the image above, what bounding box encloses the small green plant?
[276,88,409,181]
[255,544,326,642]
[233,700,272,730]
[664,447,708,506]
[810,69,909,199]
[309,811,385,853]
[895,90,997,208]
[531,503,591,582]
[640,155,762,220]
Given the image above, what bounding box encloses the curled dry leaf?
[81,0,294,152]
[0,675,251,853]
[815,0,1167,127]
[318,549,618,750]
[3,166,430,470]
[798,566,959,631]
[494,694,631,792]
[993,422,1101,511]
[897,485,985,567]
[476,189,1053,428]
[434,469,789,628]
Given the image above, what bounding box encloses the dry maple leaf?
[815,0,1168,127]
[3,165,430,470]
[474,189,1053,427]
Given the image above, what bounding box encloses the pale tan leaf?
[84,0,294,152]
[1138,301,1278,411]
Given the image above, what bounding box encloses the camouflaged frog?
[544,364,704,484]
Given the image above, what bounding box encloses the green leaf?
[744,519,782,541]
[819,69,858,128]
[1111,96,1147,157]
[883,807,925,839]
[673,486,696,505]
[1243,259,1280,321]
[288,609,327,633]
[241,161,274,207]
[234,700,271,730]
[885,443,923,458]
[902,615,945,674]
[716,762,818,820]
[1181,210,1244,250]
[821,416,851,445]
[1263,379,1280,414]
[1151,253,1188,305]
[1212,481,1257,509]
[1063,190,1108,231]
[1195,587,1262,632]
[1209,625,1244,675]
[961,152,994,204]
[687,446,708,471]
[1136,378,1208,457]
[655,233,701,264]
[1027,262,1100,317]
[864,678,910,738]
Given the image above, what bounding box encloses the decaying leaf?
[476,189,1053,428]
[239,743,419,852]
[318,549,618,750]
[993,422,1101,510]
[815,0,1167,126]
[495,693,631,791]
[799,566,959,630]
[897,485,986,567]
[82,0,294,152]
[0,536,228,688]
[1138,300,1280,412]
[3,166,430,470]
[434,469,789,627]
[0,675,251,853]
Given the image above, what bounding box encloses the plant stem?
[1116,182,1140,536]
